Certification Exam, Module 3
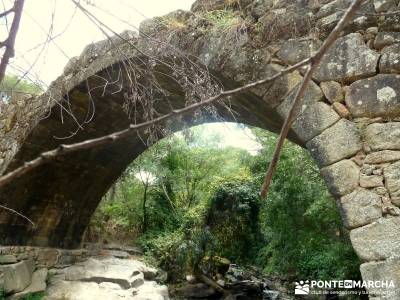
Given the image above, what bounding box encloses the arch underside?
[0,59,299,248]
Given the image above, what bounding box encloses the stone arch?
[1,0,400,296]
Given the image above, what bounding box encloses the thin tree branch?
[0,0,25,83]
[0,58,310,189]
[0,6,13,18]
[0,204,34,226]
[260,0,365,198]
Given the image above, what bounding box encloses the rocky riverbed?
[0,245,169,299]
[0,245,292,299]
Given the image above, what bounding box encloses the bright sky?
[1,0,261,152]
[1,0,194,86]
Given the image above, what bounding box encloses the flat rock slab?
[313,33,379,82]
[384,161,400,206]
[350,217,400,261]
[63,257,148,289]
[345,74,400,117]
[45,281,135,300]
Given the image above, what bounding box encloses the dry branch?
[0,0,25,83]
[0,58,310,189]
[260,0,366,198]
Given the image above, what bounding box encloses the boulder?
[292,102,340,142]
[384,161,400,206]
[0,259,35,294]
[350,217,400,261]
[339,189,382,228]
[379,44,400,74]
[10,268,48,300]
[306,119,362,166]
[313,33,379,82]
[365,122,400,151]
[345,74,400,118]
[320,160,360,197]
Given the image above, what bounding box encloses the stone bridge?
[1,0,400,296]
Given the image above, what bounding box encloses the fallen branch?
[260,0,365,197]
[0,57,310,189]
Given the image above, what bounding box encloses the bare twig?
[260,0,365,198]
[0,58,310,189]
[0,204,34,226]
[0,0,25,83]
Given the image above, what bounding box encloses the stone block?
[384,161,400,206]
[292,102,340,142]
[320,81,344,103]
[345,74,400,118]
[379,44,400,74]
[360,259,400,299]
[350,217,400,261]
[360,174,384,188]
[365,122,400,151]
[365,150,400,164]
[276,80,324,119]
[276,38,322,65]
[320,159,360,197]
[340,189,382,228]
[307,119,362,166]
[313,33,379,82]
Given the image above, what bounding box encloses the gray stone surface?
[320,81,344,103]
[276,80,324,119]
[360,174,384,188]
[340,189,382,228]
[379,44,400,74]
[320,160,360,197]
[46,256,169,300]
[0,259,35,294]
[350,217,400,261]
[63,257,146,289]
[276,38,321,65]
[292,102,340,142]
[345,74,400,117]
[10,268,48,300]
[0,255,17,265]
[360,259,400,299]
[374,32,400,50]
[384,161,400,206]
[307,119,362,166]
[365,123,400,151]
[365,150,400,164]
[313,33,379,82]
